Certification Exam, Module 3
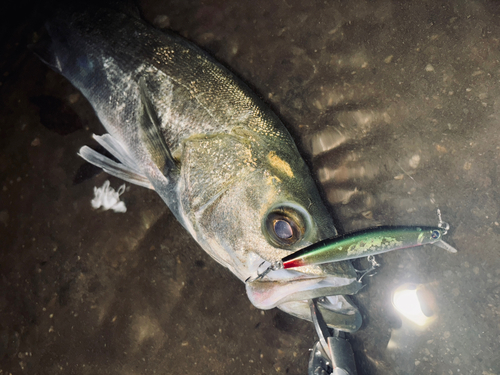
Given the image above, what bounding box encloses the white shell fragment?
[91,180,127,213]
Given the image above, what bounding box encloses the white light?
[392,286,431,326]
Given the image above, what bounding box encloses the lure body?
[281,226,451,269]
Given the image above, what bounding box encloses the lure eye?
[431,230,441,239]
[264,206,307,247]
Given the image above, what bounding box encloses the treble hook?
[355,255,381,283]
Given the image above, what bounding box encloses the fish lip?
[245,272,362,309]
[245,276,363,331]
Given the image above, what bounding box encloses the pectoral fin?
[138,78,178,176]
[79,145,153,189]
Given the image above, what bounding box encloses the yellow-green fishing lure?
[265,226,456,275]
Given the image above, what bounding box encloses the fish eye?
[274,219,293,239]
[264,206,307,247]
[431,230,441,239]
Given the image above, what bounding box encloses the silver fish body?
[37,7,362,331]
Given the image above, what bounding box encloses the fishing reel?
[308,298,358,375]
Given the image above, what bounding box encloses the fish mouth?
[245,266,363,332]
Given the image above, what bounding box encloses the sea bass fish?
[35,6,362,331]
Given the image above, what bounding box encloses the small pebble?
[409,154,421,168]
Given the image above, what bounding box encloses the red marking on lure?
[282,258,306,269]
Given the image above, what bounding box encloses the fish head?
[179,130,362,331]
[180,130,336,276]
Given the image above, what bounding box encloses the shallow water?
[1,0,499,374]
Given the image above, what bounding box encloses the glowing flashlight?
[392,283,435,327]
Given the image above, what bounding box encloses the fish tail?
[29,22,64,73]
